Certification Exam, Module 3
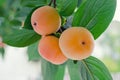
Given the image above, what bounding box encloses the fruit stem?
[48,0,57,8]
[57,27,66,33]
[53,0,57,8]
[48,0,54,6]
[73,60,78,64]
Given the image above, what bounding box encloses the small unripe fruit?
[31,6,61,35]
[59,27,94,60]
[38,36,67,65]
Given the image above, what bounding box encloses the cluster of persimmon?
[31,6,94,65]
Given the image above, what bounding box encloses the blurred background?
[0,0,120,80]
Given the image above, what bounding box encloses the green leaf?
[0,47,5,58]
[15,7,32,18]
[41,59,66,80]
[57,0,78,16]
[77,0,82,7]
[3,28,41,47]
[10,19,21,26]
[21,0,47,7]
[27,41,41,61]
[67,60,82,80]
[0,0,5,6]
[72,0,116,39]
[67,56,112,80]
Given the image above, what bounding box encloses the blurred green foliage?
[99,21,120,72]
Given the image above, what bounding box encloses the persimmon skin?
[31,6,61,35]
[59,27,94,60]
[38,36,67,65]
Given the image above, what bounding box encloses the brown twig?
[57,27,66,33]
[49,0,57,8]
[49,0,54,6]
[53,0,57,8]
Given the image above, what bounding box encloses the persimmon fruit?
[31,6,61,35]
[38,36,67,65]
[59,27,94,60]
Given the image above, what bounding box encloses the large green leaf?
[57,0,78,16]
[3,28,41,47]
[72,0,116,39]
[41,59,66,80]
[67,56,112,80]
[27,41,41,61]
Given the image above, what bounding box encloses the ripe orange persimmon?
[38,36,67,65]
[59,27,94,60]
[31,6,61,35]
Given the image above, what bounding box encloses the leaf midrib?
[85,0,106,30]
[82,60,95,80]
